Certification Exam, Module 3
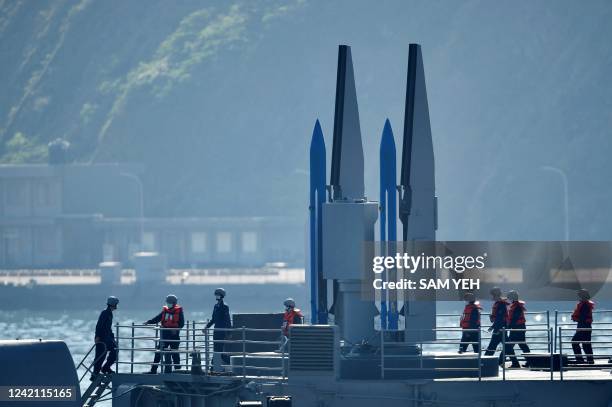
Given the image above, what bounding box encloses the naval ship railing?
[557,326,612,380]
[553,309,612,352]
[380,326,557,381]
[438,310,553,352]
[109,322,286,379]
[440,309,612,356]
[79,310,612,383]
[382,309,612,381]
[76,343,109,383]
[380,327,484,380]
[500,327,555,380]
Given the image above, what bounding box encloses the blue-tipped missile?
[309,120,327,324]
[311,44,437,344]
[399,44,438,342]
[379,119,398,330]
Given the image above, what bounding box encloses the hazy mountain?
[1,0,611,241]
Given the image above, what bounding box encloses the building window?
[34,180,57,207]
[142,232,156,251]
[191,232,207,254]
[34,227,58,256]
[5,180,27,206]
[241,231,258,253]
[35,182,49,206]
[103,243,116,261]
[216,232,232,253]
[3,228,25,266]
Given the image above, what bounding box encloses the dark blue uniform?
[93,307,117,375]
[206,301,232,354]
[571,300,594,363]
[484,300,513,364]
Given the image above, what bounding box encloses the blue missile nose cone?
[380,118,396,155]
[312,120,324,142]
[383,118,392,134]
[310,119,325,155]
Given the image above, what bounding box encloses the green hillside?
[1,0,612,241]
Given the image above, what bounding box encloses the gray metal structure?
[323,44,439,346]
[323,45,379,345]
[400,44,438,342]
[330,45,365,202]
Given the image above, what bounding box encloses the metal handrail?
[437,310,551,349]
[76,342,108,383]
[106,310,612,382]
[75,344,97,372]
[380,327,484,379]
[498,327,553,379]
[112,321,286,378]
[557,325,612,381]
[440,308,612,356]
[553,309,612,353]
[381,326,563,381]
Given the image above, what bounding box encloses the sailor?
[144,294,184,373]
[506,290,531,368]
[92,296,119,380]
[282,298,304,337]
[204,288,232,371]
[571,288,595,364]
[484,287,513,365]
[458,292,481,354]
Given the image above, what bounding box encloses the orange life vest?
[571,300,594,324]
[506,300,526,326]
[490,300,508,323]
[282,308,303,335]
[460,302,481,329]
[161,305,182,328]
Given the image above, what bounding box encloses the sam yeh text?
[373,278,480,291]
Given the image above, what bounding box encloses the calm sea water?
[1,301,611,406]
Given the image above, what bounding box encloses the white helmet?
[284,298,295,308]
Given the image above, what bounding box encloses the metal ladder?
[76,344,113,407]
[81,374,111,407]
